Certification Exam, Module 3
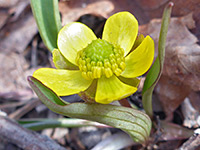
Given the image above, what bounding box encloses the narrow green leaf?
[28,76,152,143]
[30,0,61,52]
[18,118,108,131]
[142,2,173,118]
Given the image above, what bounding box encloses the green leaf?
[28,76,152,143]
[30,0,61,52]
[18,118,108,131]
[142,2,173,118]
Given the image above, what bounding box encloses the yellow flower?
[33,11,154,104]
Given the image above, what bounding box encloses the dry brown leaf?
[140,13,200,118]
[155,75,191,119]
[59,0,114,25]
[161,14,200,91]
[188,92,200,113]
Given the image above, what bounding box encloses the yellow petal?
[102,11,138,56]
[95,75,137,104]
[121,36,154,78]
[57,22,97,65]
[33,68,92,96]
[53,49,78,70]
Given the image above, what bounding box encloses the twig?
[31,36,38,68]
[0,115,66,150]
[0,101,27,109]
[8,99,41,120]
[177,134,200,150]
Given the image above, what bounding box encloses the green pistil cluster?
[76,39,126,80]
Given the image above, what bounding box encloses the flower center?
[76,39,126,80]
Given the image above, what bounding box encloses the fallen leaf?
[155,75,191,119]
[59,0,114,25]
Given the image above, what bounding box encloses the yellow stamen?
[76,39,126,80]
